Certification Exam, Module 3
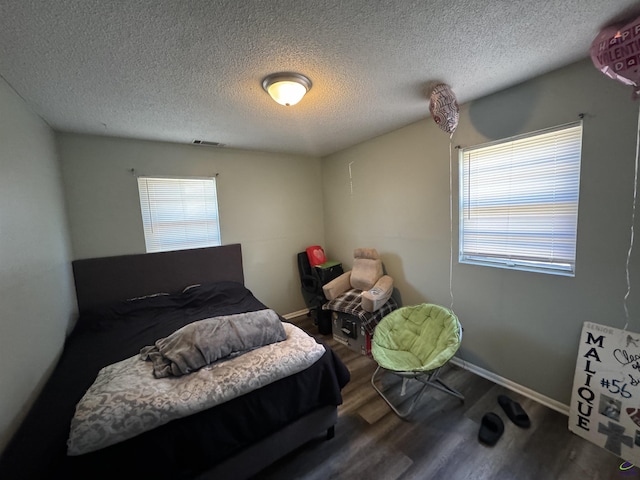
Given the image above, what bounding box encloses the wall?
[321,59,640,405]
[57,134,325,315]
[0,78,75,451]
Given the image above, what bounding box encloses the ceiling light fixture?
[262,72,312,106]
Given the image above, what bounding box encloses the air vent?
[192,140,225,147]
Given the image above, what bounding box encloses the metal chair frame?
[371,365,464,419]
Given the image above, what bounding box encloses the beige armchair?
[322,248,393,313]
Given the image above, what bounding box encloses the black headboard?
[72,244,244,314]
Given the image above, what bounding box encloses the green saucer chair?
[371,303,464,418]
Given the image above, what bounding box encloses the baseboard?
[282,309,310,320]
[280,311,570,415]
[450,357,570,416]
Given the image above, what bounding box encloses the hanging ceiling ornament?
[429,83,459,135]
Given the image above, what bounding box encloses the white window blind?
[137,176,221,253]
[459,121,582,276]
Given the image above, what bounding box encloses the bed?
[0,244,350,479]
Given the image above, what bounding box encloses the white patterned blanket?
[67,323,325,456]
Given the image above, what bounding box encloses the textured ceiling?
[0,0,639,157]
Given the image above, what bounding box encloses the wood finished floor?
[253,314,635,480]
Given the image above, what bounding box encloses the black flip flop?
[498,394,531,428]
[478,412,504,446]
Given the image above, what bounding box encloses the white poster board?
[569,322,640,463]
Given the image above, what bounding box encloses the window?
[459,121,582,276]
[137,176,221,253]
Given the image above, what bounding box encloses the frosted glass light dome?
[262,73,312,106]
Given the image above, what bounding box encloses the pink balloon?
[429,83,459,135]
[590,17,640,96]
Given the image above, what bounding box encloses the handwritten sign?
[569,322,640,462]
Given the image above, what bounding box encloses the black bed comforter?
[0,281,350,479]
